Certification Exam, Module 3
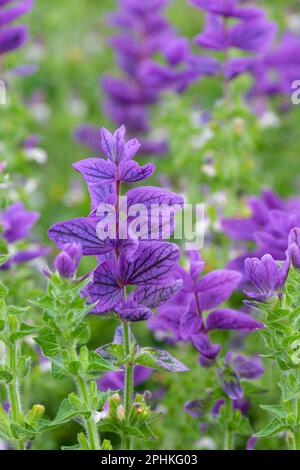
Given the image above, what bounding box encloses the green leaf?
[97,343,126,366]
[101,439,113,450]
[279,370,300,401]
[67,361,81,375]
[10,323,39,341]
[0,255,9,267]
[35,328,60,357]
[0,368,13,384]
[260,404,287,420]
[87,351,118,376]
[72,322,90,344]
[16,356,31,378]
[51,358,68,380]
[40,398,90,432]
[10,423,36,440]
[135,347,189,372]
[126,422,157,441]
[0,404,12,442]
[254,418,289,438]
[0,281,8,297]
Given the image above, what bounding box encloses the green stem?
[123,321,133,450]
[7,342,25,450]
[75,375,100,450]
[224,429,233,451]
[224,399,234,450]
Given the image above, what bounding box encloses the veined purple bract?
[49,125,184,321]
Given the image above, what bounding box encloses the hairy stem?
[7,342,25,450]
[75,375,100,450]
[123,321,133,450]
[69,346,100,450]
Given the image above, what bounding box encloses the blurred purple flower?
[222,190,300,283]
[98,365,152,391]
[0,0,33,57]
[150,250,263,366]
[75,0,213,155]
[247,436,258,450]
[190,0,276,82]
[0,201,49,268]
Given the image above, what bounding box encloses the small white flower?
[258,111,280,129]
[93,410,108,424]
[25,148,48,164]
[196,437,216,450]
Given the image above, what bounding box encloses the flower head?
[54,243,82,278]
[49,125,183,323]
[244,253,290,301]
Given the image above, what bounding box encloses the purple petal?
[100,125,126,163]
[180,298,202,340]
[121,241,180,286]
[125,186,184,210]
[206,308,264,331]
[191,332,220,359]
[120,160,155,183]
[231,354,264,380]
[73,158,116,184]
[54,252,76,278]
[230,19,277,53]
[0,0,33,26]
[48,217,114,256]
[74,125,101,152]
[134,279,182,309]
[0,25,28,55]
[115,300,152,322]
[83,261,123,313]
[196,269,242,311]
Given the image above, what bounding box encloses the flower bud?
[117,405,125,421]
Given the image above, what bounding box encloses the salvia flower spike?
[48,125,188,449]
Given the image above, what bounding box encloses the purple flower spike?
[190,0,276,82]
[223,190,300,284]
[76,0,215,155]
[244,253,291,301]
[51,125,183,325]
